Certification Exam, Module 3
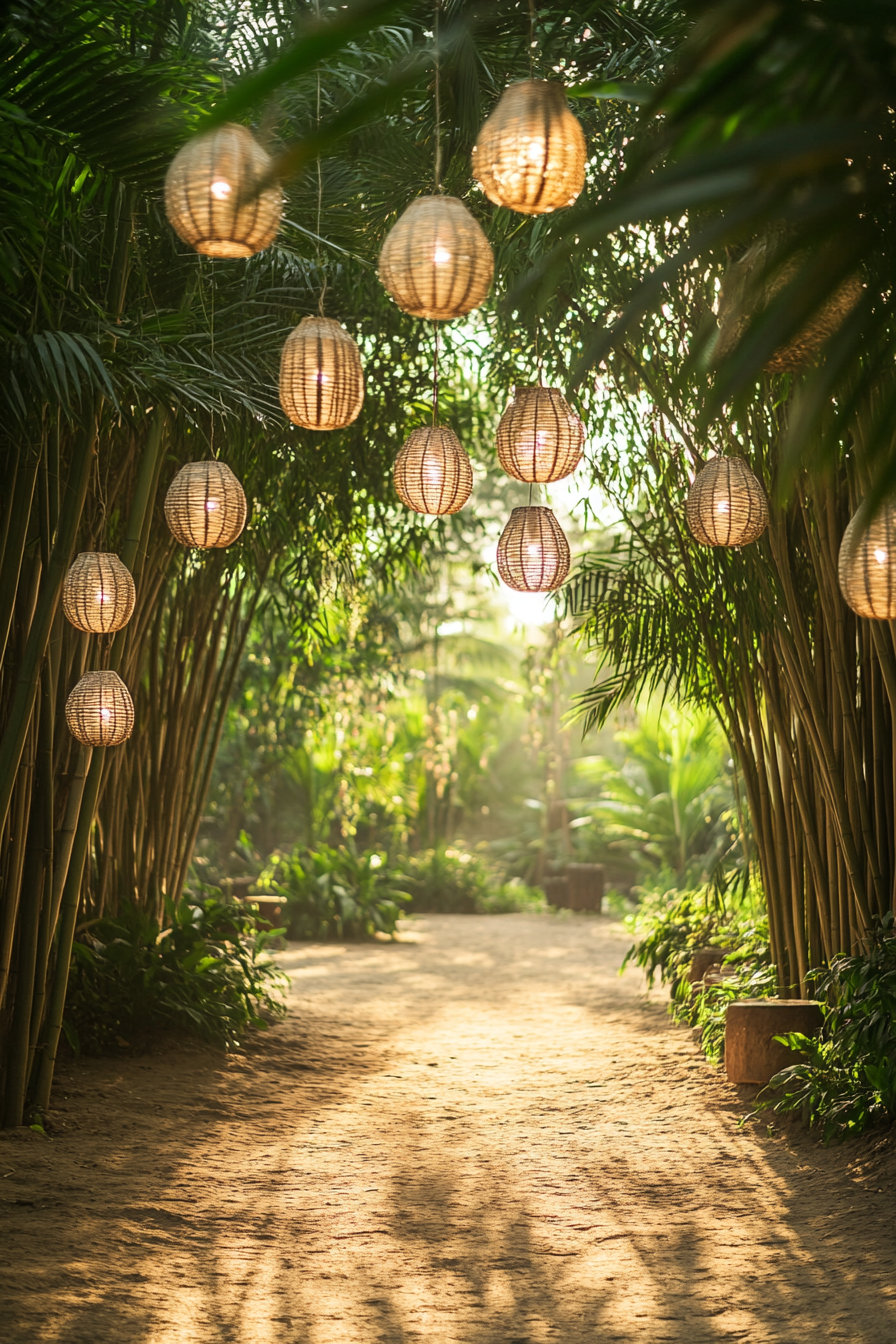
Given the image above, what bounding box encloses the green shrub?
[756,916,896,1142]
[259,843,407,939]
[393,846,545,914]
[623,878,774,1061]
[66,896,287,1054]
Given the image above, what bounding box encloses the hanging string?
[528,0,537,77]
[435,0,440,194]
[432,323,440,426]
[315,0,326,315]
[209,257,218,459]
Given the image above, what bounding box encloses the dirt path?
[2,912,896,1343]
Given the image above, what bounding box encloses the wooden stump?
[725,999,823,1085]
[565,863,604,912]
[543,876,569,909]
[688,946,728,984]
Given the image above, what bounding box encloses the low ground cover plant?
[756,916,896,1143]
[393,845,545,914]
[258,843,408,939]
[66,897,287,1054]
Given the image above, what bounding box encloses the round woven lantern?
[378,195,494,321]
[496,506,571,592]
[496,386,584,483]
[393,427,473,515]
[65,671,134,747]
[472,80,586,215]
[164,123,283,259]
[838,501,896,619]
[62,552,136,634]
[164,461,248,549]
[279,317,365,430]
[716,236,863,374]
[686,457,768,547]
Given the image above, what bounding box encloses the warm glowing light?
[875,547,888,565]
[95,590,110,605]
[100,707,111,721]
[206,499,219,512]
[716,500,731,514]
[210,179,232,200]
[433,247,451,265]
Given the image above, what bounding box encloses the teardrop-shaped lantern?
[686,457,768,547]
[164,123,283,258]
[379,196,494,321]
[393,427,473,515]
[472,80,586,215]
[65,671,134,747]
[164,462,248,549]
[279,317,365,430]
[496,506,571,592]
[63,553,136,634]
[838,500,896,619]
[496,386,584,483]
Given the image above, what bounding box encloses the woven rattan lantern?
[65,671,134,747]
[496,506,571,592]
[715,236,863,374]
[164,461,247,549]
[393,426,473,515]
[62,553,136,634]
[686,457,768,547]
[496,386,584,483]
[279,317,364,430]
[379,196,493,321]
[472,80,586,215]
[838,501,896,619]
[164,123,283,258]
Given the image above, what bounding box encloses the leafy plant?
[65,896,287,1055]
[259,843,407,940]
[394,845,546,914]
[755,916,896,1143]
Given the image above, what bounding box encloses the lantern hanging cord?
[434,0,442,192]
[432,323,440,425]
[315,0,326,315]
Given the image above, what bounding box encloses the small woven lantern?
[62,553,136,634]
[164,461,248,549]
[393,427,473,515]
[378,196,494,321]
[715,236,863,374]
[838,501,896,619]
[472,80,586,215]
[496,506,571,592]
[164,123,283,258]
[65,671,134,747]
[686,457,768,547]
[496,386,584,483]
[279,317,365,430]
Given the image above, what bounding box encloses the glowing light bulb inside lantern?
[210,180,232,200]
[205,499,219,512]
[875,547,888,565]
[526,542,542,558]
[433,247,451,266]
[100,706,111,722]
[315,370,328,384]
[716,500,731,514]
[423,460,444,487]
[525,138,546,164]
[95,589,110,605]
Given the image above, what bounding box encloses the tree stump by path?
[544,876,569,909]
[725,998,824,1085]
[565,863,604,912]
[688,946,728,984]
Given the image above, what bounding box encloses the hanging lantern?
[838,500,896,619]
[686,457,768,547]
[164,462,247,549]
[164,123,283,259]
[496,506,570,592]
[496,386,584,483]
[62,553,136,634]
[393,427,473,515]
[472,80,586,215]
[65,671,134,747]
[378,196,494,321]
[279,317,365,430]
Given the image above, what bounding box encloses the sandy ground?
[2,912,896,1343]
